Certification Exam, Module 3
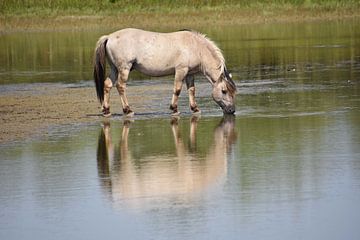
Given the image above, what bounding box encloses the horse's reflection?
[97,116,236,210]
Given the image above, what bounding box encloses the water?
[1,20,360,240]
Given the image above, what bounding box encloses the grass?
[0,0,359,31]
[1,0,360,15]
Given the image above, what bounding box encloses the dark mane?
[179,29,193,32]
[224,67,237,95]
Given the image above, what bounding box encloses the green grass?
[1,0,359,32]
[1,0,359,16]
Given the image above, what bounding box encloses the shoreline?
[0,83,99,144]
[1,7,360,32]
[0,81,188,144]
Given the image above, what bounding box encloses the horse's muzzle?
[223,105,235,115]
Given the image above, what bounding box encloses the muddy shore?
[0,82,182,144]
[0,83,96,143]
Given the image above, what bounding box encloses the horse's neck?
[200,46,222,83]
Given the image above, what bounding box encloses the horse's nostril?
[224,105,235,114]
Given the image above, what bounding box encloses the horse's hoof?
[102,112,112,117]
[102,107,111,117]
[192,109,201,116]
[171,111,180,116]
[124,111,134,118]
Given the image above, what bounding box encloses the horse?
[93,28,236,117]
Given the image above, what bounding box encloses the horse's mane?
[183,30,225,72]
[181,29,236,95]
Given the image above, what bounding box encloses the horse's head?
[212,70,236,114]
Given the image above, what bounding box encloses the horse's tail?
[93,35,109,104]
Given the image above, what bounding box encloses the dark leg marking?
[123,106,133,115]
[174,89,181,96]
[190,105,200,113]
[170,104,178,113]
[102,107,111,116]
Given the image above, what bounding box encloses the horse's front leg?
[170,68,188,115]
[116,68,133,117]
[185,75,201,114]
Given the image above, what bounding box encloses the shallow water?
[1,20,360,240]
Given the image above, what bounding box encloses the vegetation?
[0,0,359,31]
[1,0,359,16]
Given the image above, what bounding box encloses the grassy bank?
[1,0,360,31]
[1,0,360,16]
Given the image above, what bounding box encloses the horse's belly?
[134,63,175,77]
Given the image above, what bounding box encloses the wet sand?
[0,82,178,144]
[0,83,95,143]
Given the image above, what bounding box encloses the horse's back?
[107,28,195,55]
[105,28,200,76]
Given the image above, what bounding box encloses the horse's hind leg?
[102,77,113,117]
[185,75,200,114]
[102,66,117,117]
[115,68,133,116]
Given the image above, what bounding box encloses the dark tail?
[93,36,109,104]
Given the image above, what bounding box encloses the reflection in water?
[1,20,359,85]
[97,116,236,210]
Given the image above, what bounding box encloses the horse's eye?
[222,89,227,95]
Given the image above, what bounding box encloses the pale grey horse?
[93,28,236,117]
